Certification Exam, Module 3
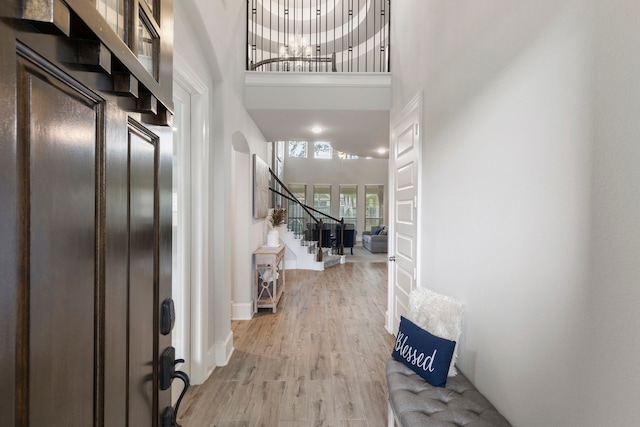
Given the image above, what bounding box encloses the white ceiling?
[244,72,391,159]
[248,108,390,158]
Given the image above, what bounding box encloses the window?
[96,0,126,40]
[288,141,307,158]
[313,184,331,215]
[137,10,159,79]
[276,140,285,160]
[143,0,155,13]
[337,151,359,159]
[339,185,357,225]
[364,185,384,231]
[287,184,307,234]
[289,183,306,204]
[313,141,332,159]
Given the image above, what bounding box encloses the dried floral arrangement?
[268,208,287,227]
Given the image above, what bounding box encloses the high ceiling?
[246,1,391,158]
[248,108,390,159]
[244,72,391,159]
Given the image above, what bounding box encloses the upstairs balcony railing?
[247,0,390,73]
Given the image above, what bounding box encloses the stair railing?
[269,169,346,261]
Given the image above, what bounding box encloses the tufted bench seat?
[386,357,512,427]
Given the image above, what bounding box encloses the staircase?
[277,226,344,271]
[269,169,348,271]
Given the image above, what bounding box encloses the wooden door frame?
[387,92,423,335]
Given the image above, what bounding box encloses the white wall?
[391,0,640,425]
[585,0,640,424]
[231,136,253,320]
[175,0,270,377]
[284,154,388,235]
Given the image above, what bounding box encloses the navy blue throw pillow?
[392,316,456,387]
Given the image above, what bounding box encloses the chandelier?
[277,31,314,71]
[279,31,312,59]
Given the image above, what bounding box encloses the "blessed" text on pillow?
[394,330,437,373]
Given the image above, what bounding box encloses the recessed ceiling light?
[377,147,388,154]
[310,126,323,134]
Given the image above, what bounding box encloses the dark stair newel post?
[317,219,323,262]
[339,218,345,256]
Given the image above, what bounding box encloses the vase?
[267,229,280,247]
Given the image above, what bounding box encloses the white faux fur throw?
[408,287,464,377]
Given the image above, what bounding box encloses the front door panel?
[21,51,101,427]
[128,127,158,426]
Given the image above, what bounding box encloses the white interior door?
[387,94,422,335]
[172,81,192,402]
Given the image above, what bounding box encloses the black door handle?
[160,348,191,427]
[169,368,190,427]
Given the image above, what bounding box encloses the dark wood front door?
[0,1,174,425]
[21,49,100,427]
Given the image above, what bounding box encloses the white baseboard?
[206,345,216,376]
[385,310,394,335]
[232,302,254,320]
[215,330,234,367]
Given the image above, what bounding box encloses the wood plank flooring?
[177,261,395,427]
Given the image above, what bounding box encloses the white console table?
[253,244,286,313]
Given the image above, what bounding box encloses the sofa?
[362,225,388,253]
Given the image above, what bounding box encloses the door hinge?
[413,268,417,281]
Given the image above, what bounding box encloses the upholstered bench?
[386,357,512,427]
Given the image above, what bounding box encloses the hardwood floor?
[177,261,395,427]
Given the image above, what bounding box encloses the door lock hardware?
[161,298,175,335]
[160,347,176,390]
[388,256,396,262]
